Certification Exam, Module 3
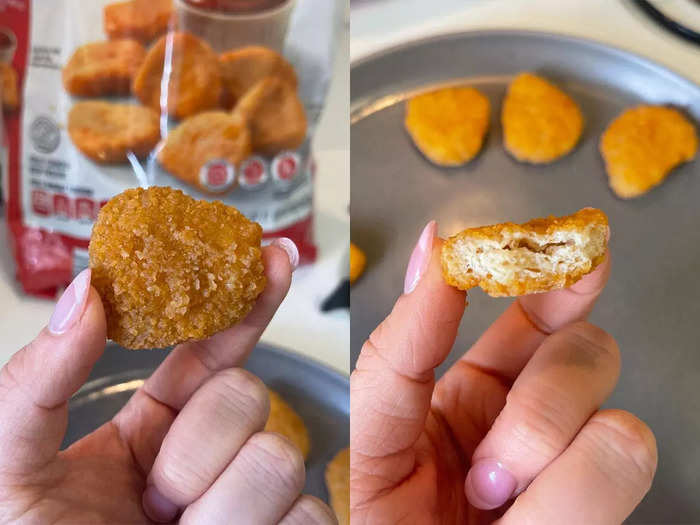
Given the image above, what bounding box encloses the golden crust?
[68,101,160,163]
[325,448,349,525]
[89,187,266,349]
[349,243,366,284]
[104,0,174,43]
[0,63,18,111]
[133,32,222,120]
[502,72,584,164]
[404,86,490,166]
[264,390,310,460]
[62,40,146,97]
[600,105,698,199]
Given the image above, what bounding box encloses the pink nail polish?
[465,459,517,510]
[48,269,91,335]
[404,221,436,295]
[272,237,299,272]
[143,485,179,523]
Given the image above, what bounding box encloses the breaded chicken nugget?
[231,77,307,155]
[265,390,310,460]
[62,40,146,97]
[349,243,366,284]
[442,208,608,297]
[158,111,252,194]
[600,105,698,199]
[502,72,584,164]
[133,32,221,120]
[89,186,266,349]
[104,0,174,43]
[405,86,490,166]
[68,101,160,163]
[325,448,349,525]
[0,63,18,111]
[219,46,297,108]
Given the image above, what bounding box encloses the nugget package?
[1,0,341,296]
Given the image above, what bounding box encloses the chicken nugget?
[600,105,698,199]
[62,40,146,97]
[502,72,584,164]
[231,76,307,156]
[442,208,608,297]
[133,32,221,120]
[68,101,160,163]
[404,86,490,166]
[219,46,297,108]
[325,448,349,525]
[89,186,266,349]
[104,0,174,43]
[158,111,252,194]
[265,390,310,460]
[349,243,366,284]
[0,62,18,111]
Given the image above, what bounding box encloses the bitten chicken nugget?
[133,32,221,120]
[442,208,608,297]
[502,72,584,164]
[104,0,174,43]
[219,46,297,108]
[600,105,698,199]
[0,63,18,111]
[158,111,252,194]
[265,390,310,460]
[89,186,266,349]
[349,242,366,284]
[405,86,490,166]
[62,40,146,97]
[68,101,160,163]
[231,77,307,155]
[325,448,349,525]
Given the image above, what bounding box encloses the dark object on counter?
[321,279,350,311]
[633,0,700,46]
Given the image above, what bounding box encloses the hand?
[350,221,657,524]
[0,240,336,525]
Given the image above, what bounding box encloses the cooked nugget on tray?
[325,448,349,525]
[1,62,18,111]
[502,72,584,164]
[133,31,221,120]
[62,40,146,97]
[405,86,491,166]
[442,208,608,297]
[231,76,307,155]
[89,186,266,350]
[68,101,160,163]
[600,105,698,199]
[104,0,174,43]
[265,390,310,460]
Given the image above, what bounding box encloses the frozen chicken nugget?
[405,86,490,166]
[133,32,221,120]
[89,186,266,349]
[264,390,310,460]
[62,40,146,97]
[104,0,174,43]
[442,208,608,297]
[600,105,698,199]
[325,448,349,525]
[158,111,252,194]
[1,63,18,111]
[68,101,160,163]
[231,76,307,155]
[502,72,584,164]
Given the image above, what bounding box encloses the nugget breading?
[62,40,146,97]
[104,0,174,43]
[0,63,18,111]
[404,86,491,166]
[219,46,297,108]
[600,105,698,199]
[265,390,310,460]
[133,32,222,120]
[158,111,252,193]
[442,208,608,297]
[325,448,349,525]
[502,73,584,164]
[68,101,160,163]
[89,187,266,349]
[231,77,307,155]
[349,243,366,284]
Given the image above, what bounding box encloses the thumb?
[0,269,106,474]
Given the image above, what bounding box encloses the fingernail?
[404,220,436,294]
[143,485,179,523]
[464,459,517,510]
[49,269,91,335]
[272,237,299,272]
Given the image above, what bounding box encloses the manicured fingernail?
[49,269,91,335]
[404,220,436,294]
[272,237,299,272]
[465,459,517,510]
[143,485,179,523]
